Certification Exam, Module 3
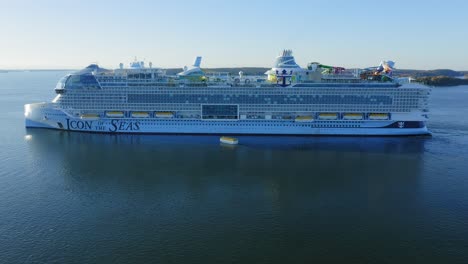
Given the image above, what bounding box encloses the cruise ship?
[24,50,431,136]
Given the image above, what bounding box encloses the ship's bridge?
[54,64,106,94]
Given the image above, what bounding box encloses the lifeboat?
[106,111,124,118]
[295,116,314,122]
[318,113,338,120]
[155,111,174,118]
[369,113,389,120]
[220,136,238,145]
[131,111,150,118]
[80,113,99,120]
[343,113,364,120]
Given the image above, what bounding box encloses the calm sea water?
[1,71,468,263]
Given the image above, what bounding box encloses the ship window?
[202,104,238,120]
[65,74,100,89]
[55,75,70,90]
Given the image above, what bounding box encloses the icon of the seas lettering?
[66,119,93,130]
[109,119,141,132]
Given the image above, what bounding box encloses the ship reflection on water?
[25,129,427,191]
[22,129,430,262]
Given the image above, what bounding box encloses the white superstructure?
[25,51,431,136]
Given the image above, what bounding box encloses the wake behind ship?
[24,50,431,136]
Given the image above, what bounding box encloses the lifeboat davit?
[106,111,124,118]
[131,111,150,118]
[80,113,99,120]
[318,113,338,120]
[343,113,364,120]
[369,113,390,120]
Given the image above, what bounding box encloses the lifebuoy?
[244,79,251,84]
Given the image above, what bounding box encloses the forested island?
[395,69,468,86]
[394,69,463,78]
[415,76,468,86]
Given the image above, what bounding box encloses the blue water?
[1,71,468,263]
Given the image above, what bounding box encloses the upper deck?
[55,50,415,94]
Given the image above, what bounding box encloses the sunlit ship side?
[25,51,431,136]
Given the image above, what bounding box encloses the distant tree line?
[393,69,463,78]
[416,76,468,86]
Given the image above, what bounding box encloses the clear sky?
[0,0,467,70]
